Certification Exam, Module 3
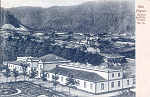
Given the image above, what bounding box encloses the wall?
[37,60,43,78]
[8,63,23,73]
[95,77,135,94]
[76,79,96,93]
[17,57,33,61]
[46,72,96,93]
[123,77,135,89]
[108,79,123,91]
[109,71,123,80]
[96,81,108,94]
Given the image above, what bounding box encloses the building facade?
[45,64,135,94]
[4,55,135,94]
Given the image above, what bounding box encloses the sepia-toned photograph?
[0,0,135,97]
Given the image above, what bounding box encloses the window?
[84,81,86,88]
[118,81,120,87]
[111,82,114,88]
[133,79,136,84]
[77,80,80,86]
[101,83,104,90]
[61,76,63,82]
[112,73,114,78]
[90,83,93,89]
[40,65,42,69]
[127,80,130,85]
[118,73,120,77]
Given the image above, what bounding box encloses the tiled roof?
[43,64,57,71]
[49,67,106,82]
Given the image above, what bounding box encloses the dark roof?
[39,54,68,62]
[100,53,124,58]
[123,71,135,78]
[43,64,57,71]
[109,66,122,70]
[27,57,39,62]
[10,61,23,65]
[49,67,106,82]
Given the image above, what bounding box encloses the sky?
[1,0,99,8]
[1,0,131,8]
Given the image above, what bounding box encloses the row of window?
[84,81,93,90]
[9,64,22,70]
[101,80,130,90]
[111,81,120,88]
[47,74,132,90]
[111,80,130,88]
[112,73,121,78]
[60,76,94,90]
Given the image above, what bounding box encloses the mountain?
[4,0,135,36]
[0,1,135,65]
[0,8,21,28]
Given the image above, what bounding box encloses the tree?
[41,71,47,81]
[41,58,47,81]
[13,68,19,82]
[66,73,79,96]
[52,65,59,91]
[4,66,11,82]
[0,64,5,72]
[0,65,2,72]
[22,63,28,81]
[29,68,37,80]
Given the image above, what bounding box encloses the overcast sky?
[1,0,131,8]
[1,0,100,8]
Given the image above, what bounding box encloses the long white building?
[45,64,135,94]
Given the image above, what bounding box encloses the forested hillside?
[1,1,135,35]
[0,1,135,65]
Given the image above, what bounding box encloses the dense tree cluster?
[0,32,104,65]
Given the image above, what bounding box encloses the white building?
[6,60,32,75]
[45,64,135,94]
[5,55,135,95]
